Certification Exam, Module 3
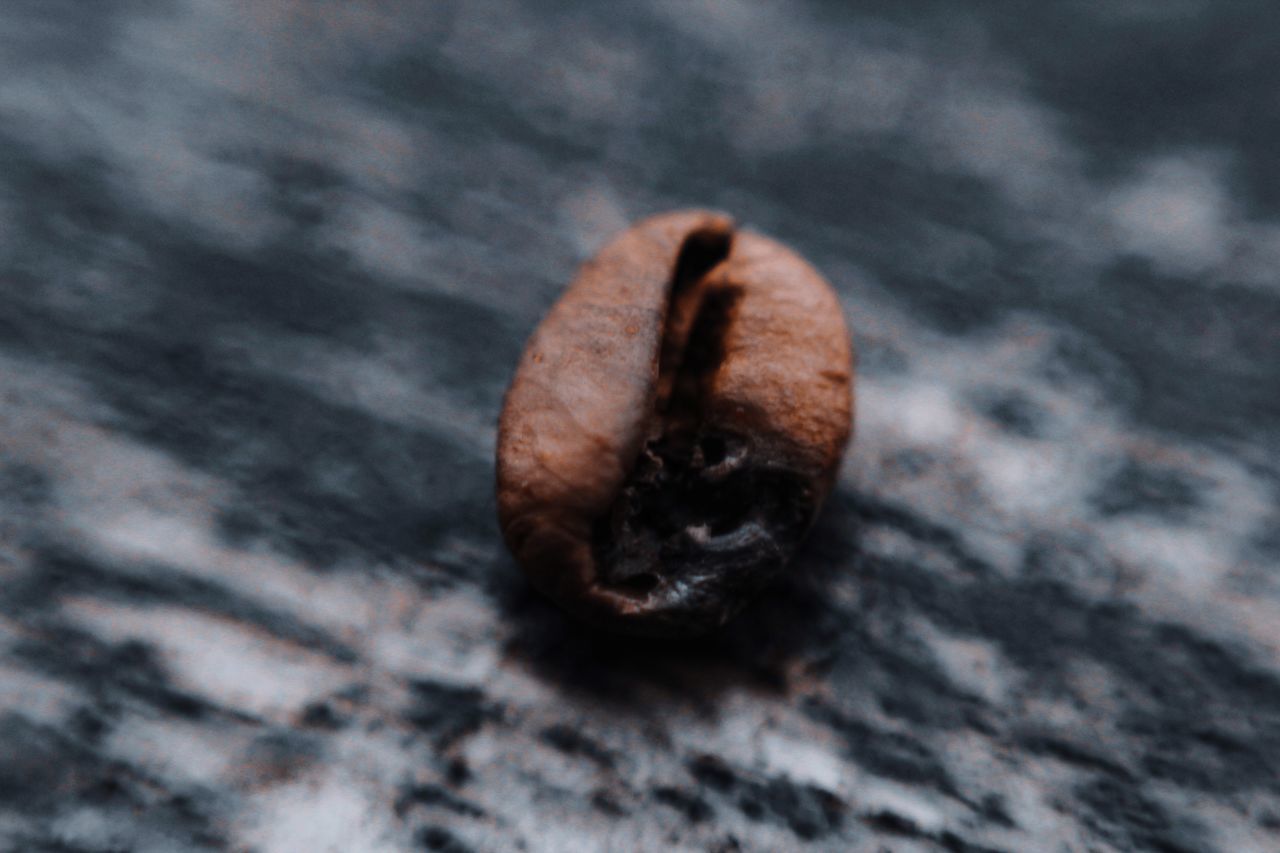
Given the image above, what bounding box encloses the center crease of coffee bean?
[590,225,808,613]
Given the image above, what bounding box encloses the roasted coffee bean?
[496,210,854,636]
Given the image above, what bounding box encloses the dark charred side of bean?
[591,228,817,631]
[592,447,813,626]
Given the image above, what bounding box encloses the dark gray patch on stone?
[539,724,616,769]
[1092,459,1210,521]
[687,754,845,840]
[416,825,476,853]
[652,785,714,824]
[972,389,1048,439]
[396,784,487,819]
[1020,734,1134,780]
[406,681,499,750]
[1074,776,1208,853]
[590,790,627,818]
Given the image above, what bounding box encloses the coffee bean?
[496,210,853,636]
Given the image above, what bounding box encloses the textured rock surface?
[2,2,1279,851]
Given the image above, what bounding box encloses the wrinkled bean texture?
[496,211,854,636]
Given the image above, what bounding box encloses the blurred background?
[1,2,1278,851]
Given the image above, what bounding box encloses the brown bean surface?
[496,210,854,636]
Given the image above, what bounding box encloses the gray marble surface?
[2,2,1279,851]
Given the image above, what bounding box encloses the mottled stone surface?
[2,2,1279,851]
